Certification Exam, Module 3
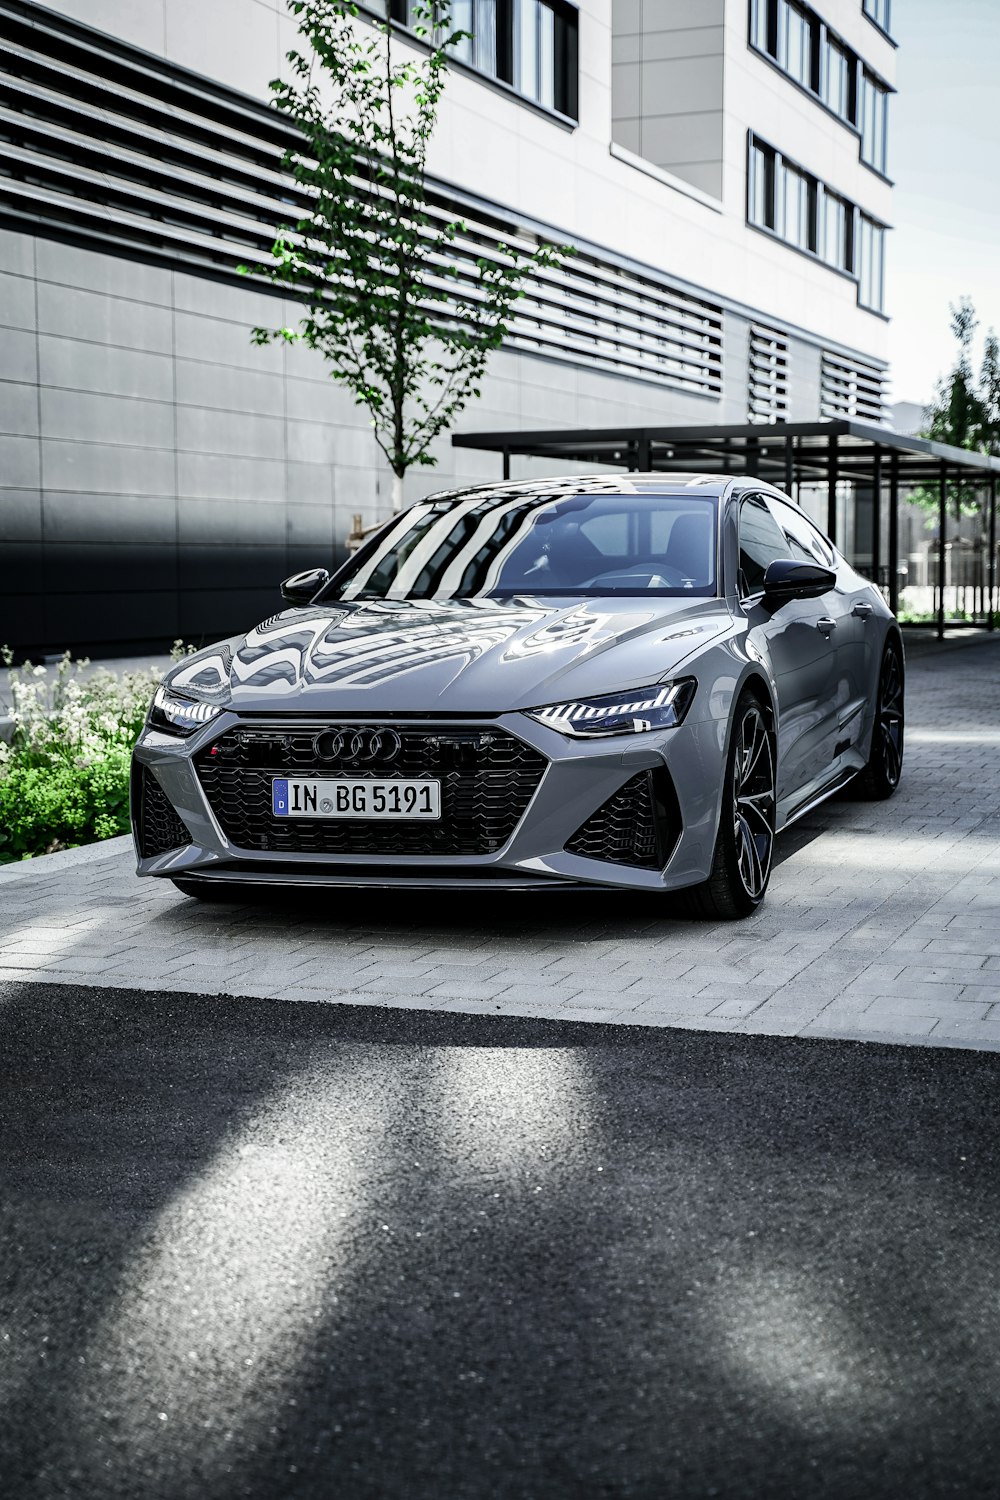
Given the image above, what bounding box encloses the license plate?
[271,777,441,820]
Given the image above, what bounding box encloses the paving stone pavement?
[2,634,999,1049]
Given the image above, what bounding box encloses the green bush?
[0,647,187,863]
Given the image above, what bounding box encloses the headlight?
[526,679,696,738]
[147,685,225,736]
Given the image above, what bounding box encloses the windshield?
[324,491,719,601]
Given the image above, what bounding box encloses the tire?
[852,638,904,801]
[686,691,777,920]
[170,877,246,902]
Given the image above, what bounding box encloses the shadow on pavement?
[2,982,999,1500]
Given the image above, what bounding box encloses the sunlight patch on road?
[71,1059,392,1486]
[705,1267,898,1429]
[428,1046,592,1175]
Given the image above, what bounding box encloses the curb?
[0,834,133,880]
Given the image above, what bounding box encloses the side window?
[771,498,836,568]
[739,494,792,594]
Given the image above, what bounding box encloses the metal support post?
[827,434,839,545]
[871,445,882,588]
[938,461,947,641]
[502,449,510,481]
[784,435,794,497]
[989,472,997,631]
[888,452,900,617]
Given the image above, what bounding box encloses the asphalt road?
[2,983,999,1500]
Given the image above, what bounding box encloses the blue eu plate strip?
[272,778,289,817]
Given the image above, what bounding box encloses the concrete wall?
[612,0,726,200]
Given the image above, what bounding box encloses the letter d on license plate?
[272,776,440,820]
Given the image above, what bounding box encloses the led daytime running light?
[149,685,224,735]
[528,679,695,738]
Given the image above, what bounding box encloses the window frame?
[387,0,579,121]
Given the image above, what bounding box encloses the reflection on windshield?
[328,490,719,601]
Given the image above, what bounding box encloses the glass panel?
[537,1,554,108]
[750,0,771,54]
[778,0,813,89]
[778,159,812,250]
[451,0,473,64]
[749,142,775,230]
[739,496,793,594]
[515,0,538,99]
[330,492,720,600]
[772,498,836,567]
[822,34,852,121]
[820,191,848,270]
[449,0,496,76]
[857,216,885,312]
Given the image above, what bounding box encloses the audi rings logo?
[312,727,403,764]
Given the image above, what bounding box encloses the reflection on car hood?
[166,596,735,714]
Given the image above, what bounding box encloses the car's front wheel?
[687,691,776,920]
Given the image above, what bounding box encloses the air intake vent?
[0,0,724,397]
[566,769,681,871]
[748,324,789,424]
[135,765,192,858]
[821,350,886,423]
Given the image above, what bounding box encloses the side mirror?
[762,558,837,604]
[280,567,330,607]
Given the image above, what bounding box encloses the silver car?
[131,475,903,918]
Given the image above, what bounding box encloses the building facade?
[0,0,896,655]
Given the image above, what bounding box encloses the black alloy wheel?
[854,639,904,800]
[688,690,776,920]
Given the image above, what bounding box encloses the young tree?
[245,0,566,511]
[916,297,989,518]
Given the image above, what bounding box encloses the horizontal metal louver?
[820,350,885,423]
[747,323,789,424]
[0,0,724,397]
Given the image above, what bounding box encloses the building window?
[863,0,891,35]
[857,214,886,312]
[860,69,889,173]
[749,2,895,167]
[748,138,777,231]
[390,0,578,119]
[821,32,854,123]
[820,188,852,271]
[450,1,499,77]
[776,0,816,89]
[778,157,815,252]
[747,136,886,313]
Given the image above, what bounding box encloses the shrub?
[0,647,188,863]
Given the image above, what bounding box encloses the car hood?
[166,596,735,715]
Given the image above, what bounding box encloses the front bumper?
[131,709,727,894]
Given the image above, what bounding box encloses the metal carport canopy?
[452,419,1000,635]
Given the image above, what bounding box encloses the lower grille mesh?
[565,770,680,870]
[138,766,192,857]
[195,723,546,856]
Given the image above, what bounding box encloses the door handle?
[817,617,837,636]
[852,601,874,620]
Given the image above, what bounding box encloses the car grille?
[565,769,681,870]
[194,723,547,856]
[136,765,192,857]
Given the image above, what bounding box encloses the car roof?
[423,473,734,504]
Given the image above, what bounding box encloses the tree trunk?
[392,471,405,513]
